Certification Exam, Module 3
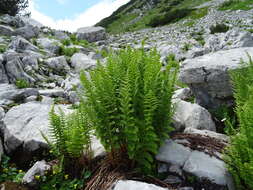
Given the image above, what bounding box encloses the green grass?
[219,0,253,11]
[15,79,30,89]
[0,44,6,53]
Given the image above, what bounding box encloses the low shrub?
[15,79,30,89]
[58,46,79,57]
[219,0,253,11]
[210,23,229,34]
[148,8,193,27]
[0,155,25,184]
[0,44,6,53]
[80,46,178,174]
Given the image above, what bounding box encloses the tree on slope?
[0,0,29,16]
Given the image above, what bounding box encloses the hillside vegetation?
[96,0,253,34]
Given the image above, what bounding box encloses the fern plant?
[80,46,178,173]
[224,56,253,189]
[46,104,93,164]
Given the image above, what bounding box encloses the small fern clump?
[46,104,92,163]
[224,57,253,189]
[80,46,178,173]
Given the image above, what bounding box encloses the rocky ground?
[0,0,253,189]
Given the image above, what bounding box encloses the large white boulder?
[8,36,39,53]
[2,102,72,154]
[44,56,70,74]
[76,26,106,42]
[37,38,60,55]
[179,47,253,109]
[112,180,167,190]
[173,100,216,131]
[70,53,96,72]
[0,25,14,36]
[0,83,38,106]
[156,138,234,189]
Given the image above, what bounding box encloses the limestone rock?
[0,25,14,36]
[173,100,216,131]
[0,54,9,83]
[76,26,106,42]
[112,180,167,190]
[179,47,253,108]
[44,56,70,74]
[70,53,96,72]
[22,160,51,187]
[0,83,38,106]
[8,36,39,53]
[14,25,40,40]
[2,102,72,155]
[37,38,60,55]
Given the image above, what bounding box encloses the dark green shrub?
[59,46,79,57]
[0,45,6,53]
[148,8,193,27]
[0,155,25,183]
[0,0,29,16]
[15,79,30,89]
[219,0,253,11]
[224,57,253,190]
[80,46,178,173]
[210,23,229,34]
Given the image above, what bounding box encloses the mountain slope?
[96,0,211,33]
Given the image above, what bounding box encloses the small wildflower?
[35,175,41,180]
[64,174,69,179]
[74,184,78,189]
[18,170,23,173]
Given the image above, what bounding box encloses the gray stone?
[172,88,193,101]
[179,47,253,109]
[76,26,106,42]
[172,100,216,131]
[70,53,96,72]
[39,88,65,98]
[112,180,167,190]
[0,107,5,121]
[0,54,9,83]
[21,17,43,28]
[44,56,70,74]
[53,30,70,40]
[91,136,105,158]
[0,83,38,107]
[183,151,234,187]
[22,55,39,72]
[156,139,191,166]
[61,74,81,92]
[0,25,14,36]
[5,56,35,83]
[24,96,38,103]
[0,14,25,28]
[184,128,230,143]
[14,25,40,40]
[37,38,60,55]
[2,102,72,154]
[22,160,51,187]
[8,36,39,53]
